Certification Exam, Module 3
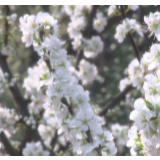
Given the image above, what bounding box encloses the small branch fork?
[120,5,141,62]
[0,131,19,156]
[75,5,99,70]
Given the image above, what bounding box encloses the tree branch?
[0,131,19,156]
[82,5,99,38]
[120,5,141,62]
[128,33,141,62]
[1,5,30,116]
[0,54,46,151]
[42,5,50,13]
[57,142,70,153]
[50,130,58,156]
[98,7,139,116]
[0,6,46,152]
[75,51,83,70]
[101,16,123,34]
[75,5,99,69]
[4,5,10,46]
[99,85,133,116]
[0,55,30,117]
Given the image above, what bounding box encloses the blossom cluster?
[22,141,50,156]
[111,123,128,154]
[93,12,107,33]
[119,48,160,155]
[127,46,160,155]
[107,5,142,60]
[64,5,105,85]
[20,12,117,156]
[22,45,68,152]
[119,49,155,92]
[3,5,160,156]
[118,11,160,156]
[108,5,139,17]
[77,59,98,85]
[22,60,50,114]
[0,67,16,94]
[115,18,143,43]
[128,5,139,11]
[0,104,19,133]
[65,5,105,52]
[144,11,160,41]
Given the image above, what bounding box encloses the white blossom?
[0,104,19,133]
[22,141,50,156]
[111,123,128,154]
[77,59,97,85]
[115,18,143,43]
[93,12,107,33]
[128,5,139,11]
[144,11,160,41]
[126,34,160,155]
[119,77,131,91]
[83,36,104,58]
[108,5,117,16]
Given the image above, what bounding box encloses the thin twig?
[82,5,99,38]
[0,131,19,156]
[128,33,141,62]
[86,129,102,155]
[75,5,99,69]
[18,126,32,156]
[0,55,30,117]
[101,16,123,34]
[57,142,70,153]
[4,5,10,46]
[0,5,46,152]
[0,54,46,150]
[98,7,138,116]
[99,85,133,116]
[50,130,58,156]
[61,97,74,116]
[75,51,83,70]
[120,5,141,62]
[1,5,29,117]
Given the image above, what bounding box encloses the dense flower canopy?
[1,5,160,156]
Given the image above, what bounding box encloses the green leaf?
[144,100,155,111]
